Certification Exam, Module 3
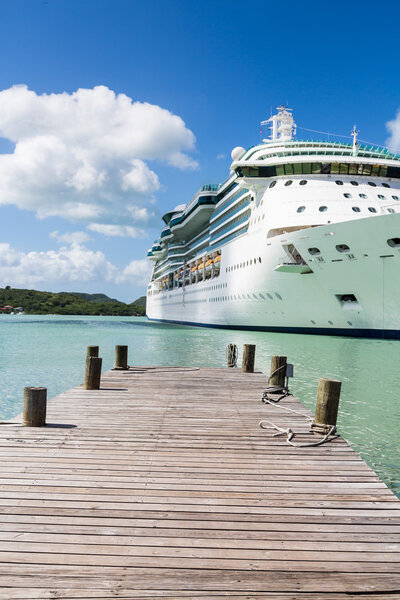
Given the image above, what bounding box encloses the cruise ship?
[146,107,400,338]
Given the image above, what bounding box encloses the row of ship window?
[309,238,400,256]
[341,193,399,199]
[296,205,379,213]
[226,257,262,272]
[269,179,393,189]
[210,292,282,302]
[236,162,398,179]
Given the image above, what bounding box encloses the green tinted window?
[380,166,388,177]
[276,165,284,176]
[293,163,302,174]
[339,163,349,174]
[312,163,322,174]
[302,163,312,174]
[371,165,380,176]
[362,164,372,175]
[331,163,340,174]
[284,164,294,175]
[349,163,358,175]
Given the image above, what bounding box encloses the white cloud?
[386,109,400,151]
[0,85,197,231]
[118,259,153,285]
[0,242,152,288]
[216,153,226,160]
[87,224,146,238]
[50,230,91,245]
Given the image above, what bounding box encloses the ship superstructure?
[146,107,400,338]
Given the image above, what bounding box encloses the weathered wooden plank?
[0,365,398,596]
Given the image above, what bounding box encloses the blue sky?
[0,0,399,302]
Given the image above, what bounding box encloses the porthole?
[310,320,316,325]
[343,193,352,198]
[275,293,282,300]
[347,321,353,326]
[387,238,400,247]
[319,206,328,212]
[392,195,399,200]
[259,257,262,263]
[368,207,377,213]
[269,180,276,188]
[387,208,395,214]
[308,247,321,255]
[297,206,306,213]
[359,193,367,199]
[267,293,273,300]
[378,194,386,200]
[336,244,350,253]
[382,182,390,188]
[285,180,293,186]
[335,180,343,185]
[352,206,361,212]
[299,180,307,186]
[328,320,333,325]
[350,181,359,186]
[368,181,377,187]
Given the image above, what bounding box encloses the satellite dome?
[231,146,246,161]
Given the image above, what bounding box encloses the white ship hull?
[147,213,400,338]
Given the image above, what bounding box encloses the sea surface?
[0,314,399,497]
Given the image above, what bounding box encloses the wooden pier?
[0,365,399,598]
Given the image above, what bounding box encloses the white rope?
[260,395,337,447]
[259,419,337,447]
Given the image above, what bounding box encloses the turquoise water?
[0,314,399,497]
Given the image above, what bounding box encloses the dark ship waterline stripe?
[146,316,400,340]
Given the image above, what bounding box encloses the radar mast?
[261,106,296,142]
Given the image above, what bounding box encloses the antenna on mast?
[351,125,359,156]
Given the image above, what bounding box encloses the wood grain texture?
[0,365,399,598]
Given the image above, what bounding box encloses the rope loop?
[226,344,238,368]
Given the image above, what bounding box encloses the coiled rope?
[262,363,290,402]
[260,389,338,447]
[226,344,238,368]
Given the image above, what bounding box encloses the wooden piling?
[86,345,99,358]
[226,343,237,367]
[23,386,47,427]
[313,377,342,433]
[114,345,128,370]
[269,355,287,388]
[84,356,102,390]
[242,344,255,373]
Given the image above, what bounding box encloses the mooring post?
[114,345,128,370]
[86,345,99,358]
[226,343,237,367]
[242,344,256,373]
[312,377,342,433]
[23,387,47,427]
[84,356,102,390]
[269,355,287,388]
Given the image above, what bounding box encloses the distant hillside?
[132,296,146,308]
[62,292,120,303]
[0,287,146,316]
